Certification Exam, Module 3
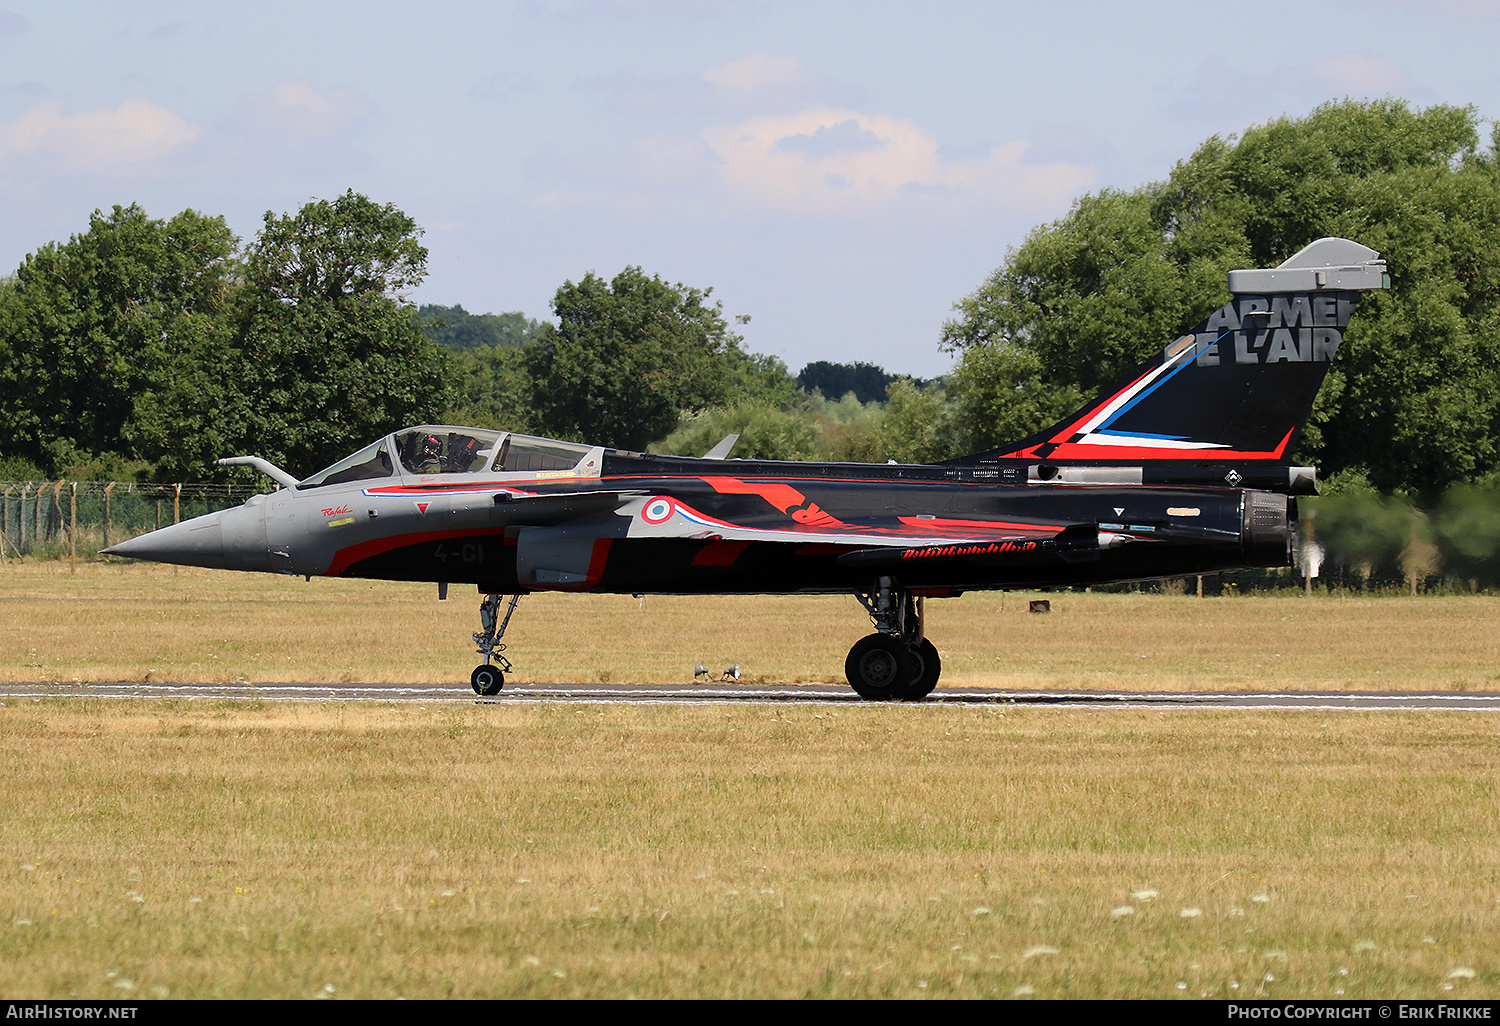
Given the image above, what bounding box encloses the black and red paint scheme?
[105,238,1389,700]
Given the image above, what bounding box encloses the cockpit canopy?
[395,427,499,476]
[297,426,600,489]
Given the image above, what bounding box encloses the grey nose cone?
[103,513,227,568]
[103,500,270,572]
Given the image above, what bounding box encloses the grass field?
[0,702,1496,999]
[1,561,1498,999]
[1,561,1497,691]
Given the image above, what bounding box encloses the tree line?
[0,192,950,483]
[2,101,1497,532]
[1307,482,1500,592]
[941,98,1500,501]
[0,192,448,483]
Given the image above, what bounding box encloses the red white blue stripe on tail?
[956,238,1388,467]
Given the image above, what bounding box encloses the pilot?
[413,434,444,474]
[446,433,481,472]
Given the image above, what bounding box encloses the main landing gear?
[847,578,940,701]
[471,593,522,696]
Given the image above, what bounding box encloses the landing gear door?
[514,524,611,590]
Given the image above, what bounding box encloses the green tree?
[654,401,821,461]
[125,329,261,482]
[802,390,886,462]
[443,343,534,434]
[1431,483,1500,588]
[945,341,1086,454]
[942,187,1197,404]
[0,205,238,474]
[722,347,799,409]
[944,100,1500,493]
[525,267,742,450]
[873,378,959,464]
[134,191,452,479]
[796,360,896,404]
[1306,486,1418,585]
[419,304,547,351]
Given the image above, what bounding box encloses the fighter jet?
[105,237,1389,700]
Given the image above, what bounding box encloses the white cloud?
[701,108,1093,216]
[524,131,717,195]
[1310,53,1405,94]
[628,131,718,188]
[583,52,865,115]
[542,57,1092,220]
[0,98,199,173]
[701,52,813,93]
[201,79,379,179]
[235,79,376,139]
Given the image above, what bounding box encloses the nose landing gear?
[471,593,521,696]
[848,579,940,701]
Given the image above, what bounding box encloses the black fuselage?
[329,450,1290,596]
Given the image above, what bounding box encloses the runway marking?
[4,682,1500,711]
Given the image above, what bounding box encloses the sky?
[1,1,1498,379]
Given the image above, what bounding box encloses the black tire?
[471,664,504,696]
[897,638,941,701]
[845,634,919,701]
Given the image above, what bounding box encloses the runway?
[3,680,1500,711]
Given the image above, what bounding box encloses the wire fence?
[0,481,268,563]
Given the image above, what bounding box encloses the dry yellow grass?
[0,561,1496,691]
[0,701,1496,999]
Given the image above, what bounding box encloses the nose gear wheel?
[471,663,504,696]
[470,593,520,696]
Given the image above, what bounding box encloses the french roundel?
[642,497,674,524]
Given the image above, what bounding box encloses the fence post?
[19,484,29,551]
[36,481,46,546]
[69,482,77,572]
[1,485,9,563]
[174,483,181,524]
[51,482,64,553]
[103,482,115,551]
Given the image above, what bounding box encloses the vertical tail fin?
[952,238,1388,465]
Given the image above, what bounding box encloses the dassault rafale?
[105,238,1389,700]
